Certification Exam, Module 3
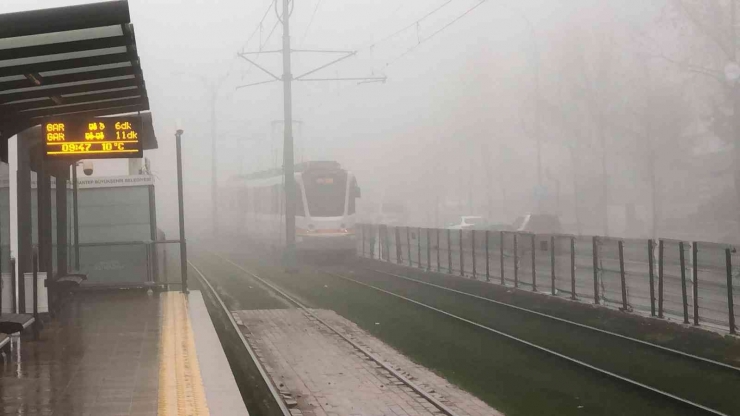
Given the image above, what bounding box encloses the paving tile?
[235,308,502,416]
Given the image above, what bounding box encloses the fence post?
[32,248,39,339]
[531,234,537,292]
[395,227,401,264]
[500,232,505,285]
[427,228,431,270]
[417,228,422,268]
[619,240,628,311]
[361,224,366,257]
[725,248,736,335]
[551,236,556,296]
[10,258,16,313]
[659,239,664,318]
[485,230,490,282]
[472,230,477,279]
[514,233,519,288]
[692,242,699,326]
[447,228,452,274]
[648,239,656,316]
[570,237,576,300]
[407,227,412,267]
[370,225,376,259]
[459,229,464,277]
[592,236,600,304]
[436,228,441,272]
[679,241,689,324]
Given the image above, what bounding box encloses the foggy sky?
[4,0,719,241]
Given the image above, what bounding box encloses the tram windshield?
[303,171,347,217]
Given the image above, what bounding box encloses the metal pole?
[407,227,412,267]
[175,130,188,293]
[472,230,476,279]
[426,228,431,270]
[361,224,365,257]
[531,234,536,291]
[459,229,464,277]
[500,231,505,285]
[10,258,16,313]
[417,228,422,268]
[550,235,555,295]
[436,228,441,272]
[658,239,664,318]
[514,233,519,288]
[72,163,79,270]
[395,227,401,263]
[447,228,452,274]
[281,0,297,268]
[692,242,699,326]
[619,240,627,311]
[485,230,490,282]
[592,236,600,304]
[648,239,656,316]
[679,241,689,324]
[725,248,736,334]
[211,88,218,237]
[570,237,576,300]
[32,248,39,339]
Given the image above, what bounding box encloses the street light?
[175,129,188,293]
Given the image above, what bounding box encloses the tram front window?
[304,172,347,217]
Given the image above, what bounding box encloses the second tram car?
[220,161,361,252]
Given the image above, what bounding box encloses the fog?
[5,0,739,244]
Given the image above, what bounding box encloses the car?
[512,214,562,234]
[447,216,489,230]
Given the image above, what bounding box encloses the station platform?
[0,289,248,416]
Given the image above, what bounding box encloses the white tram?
[219,161,361,252]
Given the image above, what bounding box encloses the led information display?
[43,116,143,159]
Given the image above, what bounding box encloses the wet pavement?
[1,291,160,416]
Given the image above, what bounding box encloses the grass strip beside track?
[338,265,739,415]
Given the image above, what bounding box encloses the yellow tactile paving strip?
[158,292,211,416]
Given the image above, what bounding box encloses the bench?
[0,313,35,334]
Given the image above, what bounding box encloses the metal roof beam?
[0,77,142,103]
[0,35,132,62]
[0,95,146,122]
[1,88,143,114]
[0,52,134,78]
[0,1,131,39]
[0,66,136,91]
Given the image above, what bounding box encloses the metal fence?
[358,224,739,334]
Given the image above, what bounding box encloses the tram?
[219,161,361,252]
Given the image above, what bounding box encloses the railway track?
[199,248,740,415]
[192,254,461,416]
[321,267,731,415]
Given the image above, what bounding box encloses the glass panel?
[303,171,347,217]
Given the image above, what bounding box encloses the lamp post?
[175,129,188,293]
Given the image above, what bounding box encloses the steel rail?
[189,261,292,416]
[363,266,740,373]
[209,252,460,416]
[320,269,729,416]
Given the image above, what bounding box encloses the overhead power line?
[239,0,275,53]
[300,0,323,46]
[361,0,454,52]
[386,0,489,68]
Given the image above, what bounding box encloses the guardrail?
[358,224,739,334]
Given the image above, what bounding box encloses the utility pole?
[210,86,218,238]
[281,0,297,267]
[236,0,386,268]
